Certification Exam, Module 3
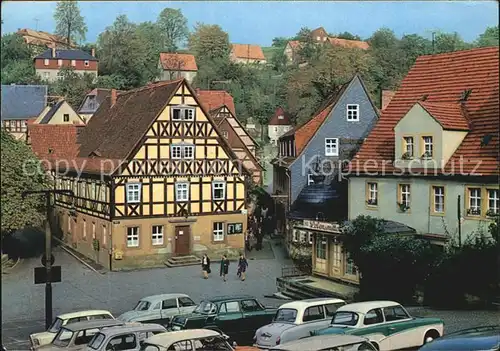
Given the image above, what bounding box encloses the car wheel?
[423,330,440,344]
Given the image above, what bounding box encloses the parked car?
[418,325,500,351]
[30,310,115,349]
[35,319,127,351]
[169,295,277,345]
[268,334,377,351]
[138,329,234,351]
[117,294,197,326]
[253,298,346,349]
[311,301,444,351]
[85,323,166,351]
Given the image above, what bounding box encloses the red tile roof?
[196,90,236,116]
[29,124,81,159]
[381,90,396,110]
[351,47,499,176]
[418,101,470,131]
[328,37,370,50]
[269,107,292,126]
[295,104,334,155]
[287,40,302,51]
[159,53,198,71]
[231,44,266,60]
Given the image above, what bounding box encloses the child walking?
[237,253,248,281]
[220,254,230,282]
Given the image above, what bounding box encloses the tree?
[1,130,47,238]
[272,37,289,47]
[270,48,288,73]
[156,8,189,52]
[1,61,40,85]
[135,21,163,81]
[1,33,32,69]
[54,0,87,46]
[335,31,362,41]
[50,66,95,108]
[434,31,469,53]
[368,28,405,90]
[399,34,432,72]
[97,15,148,89]
[475,26,499,47]
[188,23,231,61]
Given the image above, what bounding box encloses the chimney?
[111,89,117,107]
[91,48,95,57]
[51,45,56,58]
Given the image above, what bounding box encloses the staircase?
[1,254,15,274]
[164,255,201,268]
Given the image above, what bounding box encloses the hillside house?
[230,44,266,65]
[348,47,499,246]
[268,107,292,146]
[77,88,125,122]
[35,48,98,82]
[158,53,198,84]
[34,100,85,125]
[17,28,76,49]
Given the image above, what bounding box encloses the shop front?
[294,219,359,285]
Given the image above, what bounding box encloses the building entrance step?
[165,255,201,268]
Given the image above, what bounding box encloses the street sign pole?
[45,193,52,329]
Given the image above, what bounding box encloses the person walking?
[220,254,230,282]
[201,253,211,279]
[237,253,248,281]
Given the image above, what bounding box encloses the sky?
[1,1,498,46]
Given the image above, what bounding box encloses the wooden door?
[175,226,190,255]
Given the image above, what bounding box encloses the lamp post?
[22,189,74,329]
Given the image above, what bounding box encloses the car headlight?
[33,338,40,347]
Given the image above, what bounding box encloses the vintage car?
[269,334,377,351]
[117,294,197,326]
[84,323,166,351]
[35,319,127,351]
[169,295,277,345]
[30,310,115,349]
[311,301,444,351]
[418,325,500,351]
[253,298,346,348]
[138,329,234,351]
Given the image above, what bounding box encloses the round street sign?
[41,254,55,267]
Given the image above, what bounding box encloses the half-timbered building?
[45,79,249,270]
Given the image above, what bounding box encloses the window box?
[486,209,498,218]
[466,208,481,216]
[366,199,377,206]
[421,151,433,159]
[401,152,413,160]
[397,202,410,212]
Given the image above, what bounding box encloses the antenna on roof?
[460,89,472,102]
[34,17,39,31]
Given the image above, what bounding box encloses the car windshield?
[331,311,359,326]
[87,332,105,350]
[193,301,217,314]
[48,317,64,333]
[274,308,298,323]
[134,300,151,311]
[52,327,74,347]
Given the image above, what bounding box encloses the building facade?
[158,53,198,84]
[230,44,267,65]
[348,47,499,245]
[40,79,249,270]
[268,107,292,146]
[35,48,98,82]
[34,100,85,125]
[1,84,48,141]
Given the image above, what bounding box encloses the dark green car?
[169,295,277,345]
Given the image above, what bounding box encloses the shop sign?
[302,220,341,233]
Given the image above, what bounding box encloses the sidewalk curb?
[53,237,103,275]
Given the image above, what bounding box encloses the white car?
[312,301,444,351]
[138,329,234,351]
[269,334,377,351]
[253,298,346,349]
[85,323,166,351]
[30,310,114,349]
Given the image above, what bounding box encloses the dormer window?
[171,106,195,121]
[421,136,433,158]
[402,136,414,159]
[346,104,359,121]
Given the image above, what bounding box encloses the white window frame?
[422,136,433,158]
[127,227,139,248]
[183,145,194,159]
[292,230,298,242]
[400,184,411,207]
[433,186,445,213]
[71,59,76,67]
[92,222,96,239]
[278,115,284,120]
[212,181,226,200]
[325,138,339,156]
[367,182,378,205]
[213,222,224,242]
[308,232,313,244]
[468,188,481,215]
[152,225,164,246]
[126,183,141,204]
[487,189,499,214]
[57,59,62,66]
[84,60,89,67]
[171,145,182,159]
[346,104,359,121]
[403,136,414,157]
[102,225,107,246]
[44,72,50,79]
[175,182,189,202]
[307,174,314,186]
[171,106,195,121]
[44,58,49,66]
